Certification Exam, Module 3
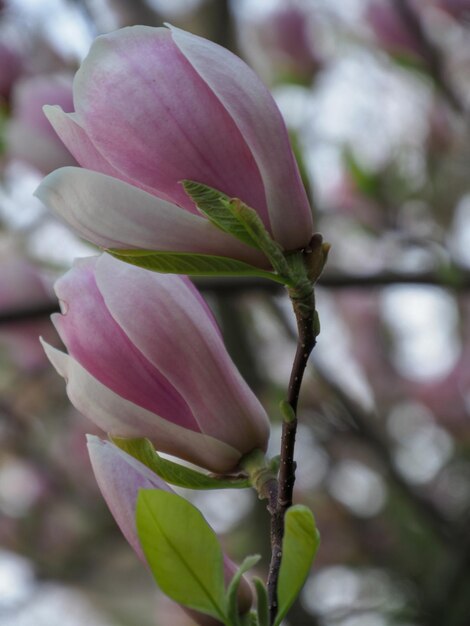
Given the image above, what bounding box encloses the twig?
[266,285,317,623]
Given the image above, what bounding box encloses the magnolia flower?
[42,253,270,473]
[237,4,322,85]
[87,436,253,620]
[35,25,313,266]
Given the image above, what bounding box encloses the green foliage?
[253,578,269,626]
[274,505,320,626]
[182,180,299,286]
[226,555,261,626]
[111,437,251,490]
[136,490,227,621]
[229,200,293,283]
[279,400,296,423]
[182,180,259,249]
[107,248,286,284]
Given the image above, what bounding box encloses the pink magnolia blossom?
[7,74,76,173]
[366,1,424,59]
[35,25,313,265]
[87,435,253,619]
[239,5,322,85]
[42,253,270,473]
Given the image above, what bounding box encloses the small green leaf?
[229,201,293,283]
[182,180,259,249]
[253,578,269,626]
[241,611,259,626]
[112,437,251,490]
[274,505,320,626]
[137,490,227,621]
[226,555,261,626]
[107,249,286,284]
[279,400,296,423]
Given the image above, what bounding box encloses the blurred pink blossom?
[0,256,56,371]
[239,5,322,84]
[366,1,424,59]
[7,74,76,173]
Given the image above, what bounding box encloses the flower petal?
[170,25,313,251]
[52,256,198,431]
[87,435,172,560]
[73,26,269,223]
[43,340,241,472]
[35,167,268,266]
[95,254,270,458]
[43,105,175,201]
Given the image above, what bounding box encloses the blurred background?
[1,0,470,624]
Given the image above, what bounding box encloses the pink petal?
[96,254,270,458]
[35,167,268,267]
[73,26,270,224]
[43,106,174,201]
[52,256,198,432]
[170,25,313,251]
[87,435,172,561]
[43,341,241,472]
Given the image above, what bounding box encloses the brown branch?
[3,266,470,327]
[266,286,317,623]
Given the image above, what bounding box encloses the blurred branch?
[2,266,470,326]
[313,370,453,542]
[393,0,466,115]
[200,267,470,291]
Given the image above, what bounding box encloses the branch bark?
[266,287,317,623]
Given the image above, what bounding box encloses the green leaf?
[182,180,259,249]
[112,437,251,490]
[137,490,227,621]
[107,248,286,284]
[226,555,261,626]
[253,578,269,626]
[279,400,296,423]
[241,612,259,626]
[274,505,320,626]
[229,201,293,283]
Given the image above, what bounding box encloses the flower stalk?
[265,235,328,624]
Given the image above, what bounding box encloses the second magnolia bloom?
[43,254,270,473]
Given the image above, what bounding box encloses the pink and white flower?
[42,253,270,473]
[35,26,313,265]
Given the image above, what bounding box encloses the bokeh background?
[1,0,470,625]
